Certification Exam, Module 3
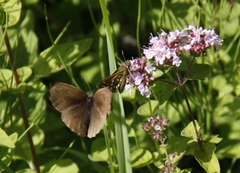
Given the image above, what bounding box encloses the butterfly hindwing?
[87,87,112,138]
[61,105,90,137]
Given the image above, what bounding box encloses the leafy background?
[0,0,240,173]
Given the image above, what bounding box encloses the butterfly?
[49,82,112,138]
[97,60,131,93]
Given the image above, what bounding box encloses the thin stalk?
[2,27,40,173]
[103,125,115,173]
[179,86,203,147]
[175,57,203,147]
[136,0,142,55]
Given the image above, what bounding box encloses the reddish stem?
[2,27,40,173]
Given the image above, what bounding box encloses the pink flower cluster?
[125,57,155,98]
[143,24,223,66]
[125,24,223,98]
[161,152,178,173]
[142,115,169,144]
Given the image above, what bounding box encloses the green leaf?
[187,64,211,80]
[0,133,17,173]
[212,75,234,98]
[194,142,220,173]
[121,88,136,102]
[0,67,32,91]
[0,0,22,27]
[137,100,159,117]
[13,126,44,161]
[205,135,222,144]
[217,139,240,159]
[0,159,14,173]
[131,149,153,168]
[181,121,201,139]
[17,67,32,82]
[49,159,79,173]
[89,137,109,162]
[167,137,190,154]
[152,82,176,105]
[0,69,12,90]
[0,128,15,148]
[15,169,36,173]
[32,39,92,79]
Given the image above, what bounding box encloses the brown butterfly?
[97,60,130,93]
[49,82,112,138]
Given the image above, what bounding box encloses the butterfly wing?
[87,87,112,138]
[97,61,130,93]
[49,82,90,137]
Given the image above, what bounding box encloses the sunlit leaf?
[49,159,79,173]
[131,149,153,168]
[194,142,220,173]
[0,69,12,90]
[217,139,240,159]
[0,0,22,27]
[137,100,159,117]
[0,128,15,148]
[0,67,32,91]
[181,121,201,139]
[13,126,44,161]
[17,67,32,82]
[0,133,18,173]
[89,137,109,162]
[32,39,92,79]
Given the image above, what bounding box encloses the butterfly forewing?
[49,82,112,138]
[97,60,130,93]
[49,83,88,111]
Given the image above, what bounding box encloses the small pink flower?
[125,57,155,98]
[142,115,169,144]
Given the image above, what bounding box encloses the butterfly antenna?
[121,50,127,62]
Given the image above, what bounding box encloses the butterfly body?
[97,60,130,93]
[49,82,112,138]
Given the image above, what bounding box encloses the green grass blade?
[99,0,132,172]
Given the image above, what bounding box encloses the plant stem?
[2,27,40,173]
[180,85,203,147]
[175,57,203,148]
[155,78,179,86]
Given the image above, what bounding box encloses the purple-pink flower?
[160,152,178,173]
[125,24,223,98]
[142,115,169,144]
[125,57,155,98]
[182,24,223,56]
[143,24,223,66]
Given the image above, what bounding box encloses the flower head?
[142,115,169,144]
[160,152,178,173]
[125,57,156,98]
[182,24,223,56]
[143,24,223,66]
